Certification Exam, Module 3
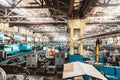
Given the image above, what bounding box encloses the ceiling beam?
[0,6,67,9]
[33,31,66,33]
[95,3,120,7]
[0,6,47,9]
[9,21,67,25]
[0,15,67,18]
[78,30,120,40]
[80,0,96,18]
[0,16,26,18]
[95,0,112,5]
[7,0,23,16]
[59,1,68,8]
[87,21,120,24]
[68,0,74,17]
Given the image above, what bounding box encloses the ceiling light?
[0,0,11,6]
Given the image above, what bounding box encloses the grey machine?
[26,53,38,68]
[55,51,65,69]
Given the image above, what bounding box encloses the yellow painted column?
[95,38,100,62]
[67,19,86,55]
[94,38,102,66]
[96,44,99,62]
[70,28,74,55]
[78,29,83,55]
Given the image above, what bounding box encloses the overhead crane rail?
[78,29,120,40]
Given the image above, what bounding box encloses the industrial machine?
[19,43,33,51]
[25,49,60,75]
[0,45,66,79]
[0,44,20,60]
[55,51,65,69]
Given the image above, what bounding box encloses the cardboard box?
[74,76,83,80]
[0,23,3,31]
[30,29,33,36]
[3,23,14,32]
[26,29,33,36]
[13,26,19,32]
[19,27,27,34]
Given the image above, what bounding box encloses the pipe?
[9,21,67,25]
[34,31,66,33]
[78,30,120,40]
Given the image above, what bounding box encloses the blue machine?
[0,43,33,63]
[0,44,20,55]
[69,54,83,62]
[0,43,33,55]
[94,65,120,80]
[55,43,61,50]
[0,44,20,61]
[34,44,43,50]
[11,44,20,54]
[94,56,104,63]
[67,46,83,62]
[19,43,33,51]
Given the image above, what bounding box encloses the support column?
[67,19,86,55]
[95,38,101,62]
[96,44,99,62]
[78,29,83,55]
[70,28,74,55]
[94,38,102,66]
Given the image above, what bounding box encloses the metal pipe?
[34,31,66,33]
[78,30,120,40]
[9,21,67,25]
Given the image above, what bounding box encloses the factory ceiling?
[0,0,120,37]
[85,0,120,37]
[0,0,96,22]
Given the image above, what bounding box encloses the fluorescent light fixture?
[0,0,32,18]
[0,0,11,6]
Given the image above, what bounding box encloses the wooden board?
[74,76,84,80]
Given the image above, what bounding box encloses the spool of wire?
[0,67,6,80]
